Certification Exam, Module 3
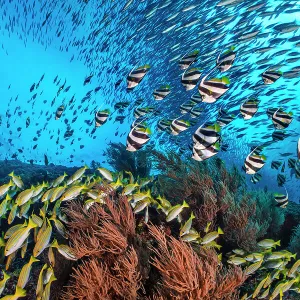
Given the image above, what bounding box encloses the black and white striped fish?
[181,68,201,91]
[216,46,236,72]
[190,106,203,118]
[127,64,150,91]
[277,174,286,186]
[271,160,282,170]
[170,119,191,135]
[26,117,30,128]
[153,85,171,100]
[193,123,221,150]
[95,109,110,127]
[262,69,282,85]
[198,76,230,103]
[288,158,296,168]
[192,142,220,161]
[157,119,171,131]
[190,92,202,103]
[134,107,154,119]
[55,105,64,120]
[266,107,278,118]
[179,50,199,70]
[274,189,288,208]
[244,148,267,174]
[240,99,260,120]
[272,130,288,141]
[180,101,196,114]
[126,127,151,152]
[217,109,235,127]
[272,109,293,129]
[251,173,262,184]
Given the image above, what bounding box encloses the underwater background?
[0,0,300,299]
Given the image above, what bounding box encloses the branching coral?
[103,142,151,178]
[62,190,142,299]
[151,150,285,252]
[148,225,246,299]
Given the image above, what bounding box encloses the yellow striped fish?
[33,219,52,257]
[1,286,26,300]
[15,188,34,206]
[0,194,12,217]
[0,271,10,295]
[60,185,87,202]
[36,263,48,299]
[5,217,38,256]
[5,221,27,239]
[0,180,14,197]
[5,251,17,270]
[42,274,57,300]
[49,216,67,238]
[7,203,18,224]
[17,256,39,288]
[48,247,55,267]
[50,239,77,260]
[52,172,68,188]
[8,171,24,189]
[244,260,263,275]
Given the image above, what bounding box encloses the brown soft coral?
[62,190,142,300]
[148,225,246,300]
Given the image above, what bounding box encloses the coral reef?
[0,150,300,299]
[151,150,285,252]
[103,142,151,178]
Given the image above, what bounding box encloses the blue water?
[0,0,300,200]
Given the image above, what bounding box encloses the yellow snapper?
[257,239,281,249]
[49,215,67,238]
[17,256,40,288]
[5,217,38,256]
[67,166,88,185]
[50,186,66,203]
[227,256,247,266]
[8,171,24,190]
[60,185,88,201]
[52,172,68,187]
[32,182,49,197]
[97,167,114,182]
[36,263,48,299]
[1,286,26,300]
[7,203,18,224]
[33,219,52,257]
[0,180,14,198]
[201,227,224,245]
[16,187,35,206]
[288,259,300,278]
[133,198,152,213]
[252,275,269,298]
[0,193,11,217]
[42,274,57,300]
[50,239,77,260]
[166,200,189,222]
[123,183,139,195]
[180,212,195,236]
[0,271,10,295]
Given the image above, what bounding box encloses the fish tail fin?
[15,286,26,297]
[28,217,38,229]
[182,200,189,208]
[276,240,281,247]
[30,255,40,263]
[218,227,224,235]
[8,171,14,177]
